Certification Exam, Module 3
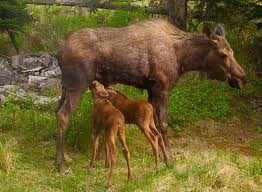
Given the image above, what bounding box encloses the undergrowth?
[0,76,260,150]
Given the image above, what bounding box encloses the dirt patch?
[174,118,262,156]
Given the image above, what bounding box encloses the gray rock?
[0,85,16,92]
[17,88,28,98]
[11,54,24,68]
[0,94,6,102]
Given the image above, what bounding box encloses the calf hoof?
[107,179,113,187]
[128,174,132,182]
[155,165,160,172]
[165,161,171,169]
[89,162,96,168]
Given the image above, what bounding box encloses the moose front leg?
[156,92,171,155]
[148,89,171,156]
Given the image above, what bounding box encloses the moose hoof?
[56,163,65,173]
[105,163,110,168]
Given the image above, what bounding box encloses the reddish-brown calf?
[89,81,132,186]
[107,89,169,170]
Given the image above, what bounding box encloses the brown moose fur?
[108,90,169,169]
[55,19,247,172]
[89,81,132,186]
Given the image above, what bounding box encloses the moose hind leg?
[55,89,84,173]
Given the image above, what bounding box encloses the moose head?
[203,25,247,89]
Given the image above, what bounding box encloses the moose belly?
[95,60,149,88]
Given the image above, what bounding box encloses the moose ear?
[203,24,212,38]
[214,24,225,37]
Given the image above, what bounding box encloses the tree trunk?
[7,30,19,54]
[168,0,187,31]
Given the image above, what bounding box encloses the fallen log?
[25,0,169,15]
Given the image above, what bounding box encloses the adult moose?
[55,19,246,172]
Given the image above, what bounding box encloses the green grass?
[0,76,261,191]
[0,130,261,192]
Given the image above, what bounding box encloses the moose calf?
[107,89,169,170]
[89,81,132,186]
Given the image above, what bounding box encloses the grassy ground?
[0,76,261,192]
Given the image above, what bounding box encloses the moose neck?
[176,36,211,74]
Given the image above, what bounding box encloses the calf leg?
[105,142,110,168]
[138,123,160,170]
[90,130,100,168]
[117,125,132,181]
[107,137,117,186]
[150,119,169,167]
[55,89,84,173]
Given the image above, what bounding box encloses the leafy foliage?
[0,0,31,52]
[0,0,30,33]
[17,5,148,53]
[190,0,261,25]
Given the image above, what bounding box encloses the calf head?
[90,81,117,99]
[90,81,109,98]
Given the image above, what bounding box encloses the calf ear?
[98,91,109,98]
[107,86,114,90]
[214,24,225,37]
[203,24,212,38]
[90,81,98,89]
[107,89,117,95]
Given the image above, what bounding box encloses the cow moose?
[55,19,246,172]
